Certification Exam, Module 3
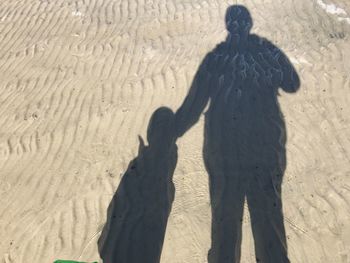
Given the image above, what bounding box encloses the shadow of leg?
[207,169,245,263]
[246,170,289,263]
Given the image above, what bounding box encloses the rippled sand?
[0,0,349,262]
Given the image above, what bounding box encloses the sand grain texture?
[0,0,350,262]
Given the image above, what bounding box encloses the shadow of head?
[225,5,253,36]
[147,107,175,147]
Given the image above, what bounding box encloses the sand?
[0,0,349,262]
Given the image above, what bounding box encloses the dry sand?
[0,0,350,262]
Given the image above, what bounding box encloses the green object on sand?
[54,260,98,263]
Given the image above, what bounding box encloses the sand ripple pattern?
[0,0,349,262]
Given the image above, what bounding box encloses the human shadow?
[175,5,300,263]
[98,107,177,263]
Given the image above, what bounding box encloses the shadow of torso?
[98,139,177,263]
[204,34,289,172]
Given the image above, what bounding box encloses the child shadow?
[98,107,177,263]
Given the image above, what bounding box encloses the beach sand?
[0,0,349,262]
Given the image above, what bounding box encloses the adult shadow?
[175,5,300,263]
[98,107,177,263]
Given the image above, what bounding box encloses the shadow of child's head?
[147,107,175,147]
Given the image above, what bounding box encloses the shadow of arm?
[278,51,300,93]
[174,55,212,138]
